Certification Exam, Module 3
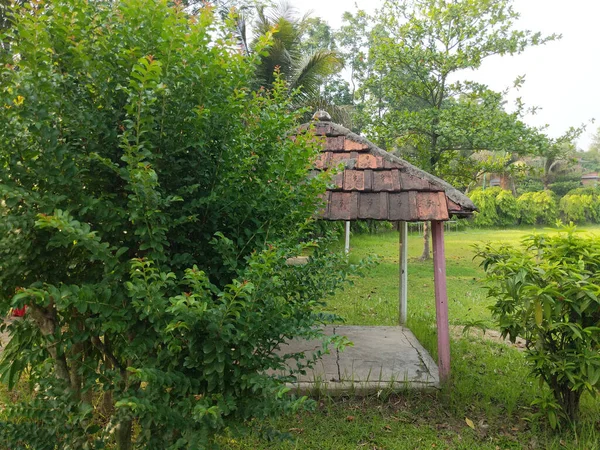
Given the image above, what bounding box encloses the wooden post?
[344,221,350,255]
[431,220,450,382]
[399,221,408,325]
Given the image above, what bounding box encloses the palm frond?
[289,49,344,98]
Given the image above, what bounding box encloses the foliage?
[342,0,560,260]
[559,189,600,224]
[538,137,581,190]
[360,0,556,185]
[564,187,600,197]
[468,185,600,227]
[588,126,600,155]
[517,178,545,196]
[350,220,394,235]
[469,188,519,227]
[517,191,557,225]
[0,0,355,448]
[334,9,380,134]
[1,0,27,51]
[248,1,345,121]
[548,180,582,198]
[477,227,600,426]
[560,188,600,224]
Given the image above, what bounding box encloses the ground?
[222,225,600,449]
[1,226,599,449]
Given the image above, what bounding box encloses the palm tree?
[254,4,341,95]
[230,2,349,124]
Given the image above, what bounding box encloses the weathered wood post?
[399,221,408,325]
[431,220,450,382]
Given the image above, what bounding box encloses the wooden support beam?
[399,221,408,325]
[431,220,450,382]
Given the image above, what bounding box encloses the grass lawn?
[221,225,600,449]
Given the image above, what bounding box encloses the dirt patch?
[450,325,527,350]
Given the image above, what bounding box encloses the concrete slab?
[274,325,439,395]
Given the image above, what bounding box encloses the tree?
[250,2,343,111]
[0,0,27,52]
[535,128,582,190]
[589,126,600,154]
[298,16,336,54]
[359,0,559,259]
[335,10,385,134]
[0,0,353,447]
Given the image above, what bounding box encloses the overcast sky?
[294,0,600,150]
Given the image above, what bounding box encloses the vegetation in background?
[559,188,600,224]
[470,187,520,227]
[477,226,600,426]
[0,0,356,447]
[466,186,600,227]
[586,126,600,158]
[517,190,558,225]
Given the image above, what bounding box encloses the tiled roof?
[298,112,476,222]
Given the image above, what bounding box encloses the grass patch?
[221,225,600,449]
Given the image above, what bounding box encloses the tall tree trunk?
[29,303,71,383]
[116,420,133,450]
[420,221,430,261]
[499,173,511,190]
[69,342,83,401]
[81,340,94,405]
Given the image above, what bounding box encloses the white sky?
[295,0,600,150]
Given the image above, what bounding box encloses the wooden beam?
[399,221,408,325]
[431,220,450,382]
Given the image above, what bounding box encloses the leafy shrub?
[495,189,520,226]
[351,220,394,234]
[559,194,596,223]
[559,187,600,223]
[477,226,600,427]
[469,187,519,227]
[516,191,557,225]
[564,187,600,197]
[548,180,582,198]
[516,178,544,196]
[0,0,355,448]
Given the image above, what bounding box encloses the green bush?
[477,227,600,427]
[516,178,544,196]
[0,0,355,448]
[516,190,557,225]
[559,194,595,223]
[548,180,582,198]
[564,187,600,197]
[469,187,519,227]
[559,187,600,223]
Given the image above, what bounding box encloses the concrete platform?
[275,326,439,394]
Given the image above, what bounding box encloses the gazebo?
[293,112,476,385]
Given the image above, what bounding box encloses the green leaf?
[534,300,543,326]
